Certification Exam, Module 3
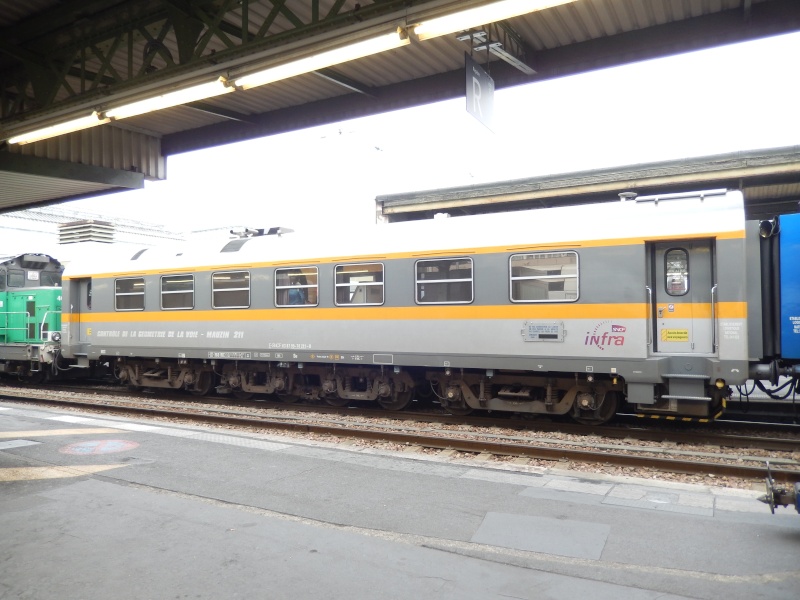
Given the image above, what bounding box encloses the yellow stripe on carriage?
[61,301,747,323]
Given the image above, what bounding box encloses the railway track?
[3,384,800,485]
[22,381,800,444]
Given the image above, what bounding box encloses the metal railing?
[0,309,61,343]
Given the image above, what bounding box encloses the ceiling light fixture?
[5,77,233,145]
[7,112,109,145]
[413,0,577,41]
[5,26,410,145]
[234,29,410,90]
[103,77,233,120]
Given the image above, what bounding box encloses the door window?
[665,249,689,296]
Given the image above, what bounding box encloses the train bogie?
[427,368,624,423]
[116,357,215,395]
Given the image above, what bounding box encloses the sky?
[67,30,800,235]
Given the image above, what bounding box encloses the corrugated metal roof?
[0,171,117,206]
[376,145,800,221]
[0,127,157,212]
[3,1,794,145]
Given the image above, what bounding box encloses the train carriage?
[59,189,798,423]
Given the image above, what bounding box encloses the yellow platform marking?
[0,428,121,439]
[0,464,126,482]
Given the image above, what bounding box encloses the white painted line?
[0,440,41,450]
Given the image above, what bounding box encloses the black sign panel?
[465,52,494,131]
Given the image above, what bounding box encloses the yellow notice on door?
[661,329,689,342]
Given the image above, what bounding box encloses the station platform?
[1,401,799,600]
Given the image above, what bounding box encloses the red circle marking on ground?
[59,439,140,455]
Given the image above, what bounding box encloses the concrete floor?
[2,401,799,600]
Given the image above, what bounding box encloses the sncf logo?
[585,321,626,350]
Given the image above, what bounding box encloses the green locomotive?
[0,253,63,380]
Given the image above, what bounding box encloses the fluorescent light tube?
[7,112,109,145]
[104,77,233,120]
[235,30,410,90]
[414,0,577,41]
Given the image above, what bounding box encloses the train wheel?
[190,372,213,396]
[442,404,473,416]
[378,390,413,411]
[324,395,351,407]
[440,384,476,415]
[27,369,49,384]
[572,391,620,425]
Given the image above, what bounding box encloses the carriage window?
[275,267,318,307]
[665,248,689,296]
[7,269,24,287]
[510,252,579,302]
[415,258,473,304]
[212,271,250,308]
[115,277,145,311]
[335,263,384,306]
[161,275,194,310]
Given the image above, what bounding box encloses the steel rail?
[4,393,800,483]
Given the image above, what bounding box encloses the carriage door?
[72,278,92,344]
[650,240,715,354]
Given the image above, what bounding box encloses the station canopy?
[1,0,799,211]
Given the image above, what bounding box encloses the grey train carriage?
[59,189,800,424]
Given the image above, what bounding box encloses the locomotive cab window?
[510,252,579,302]
[275,267,318,307]
[161,275,194,310]
[7,269,24,288]
[115,277,145,311]
[335,263,384,306]
[212,271,250,309]
[665,249,689,296]
[416,258,473,304]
